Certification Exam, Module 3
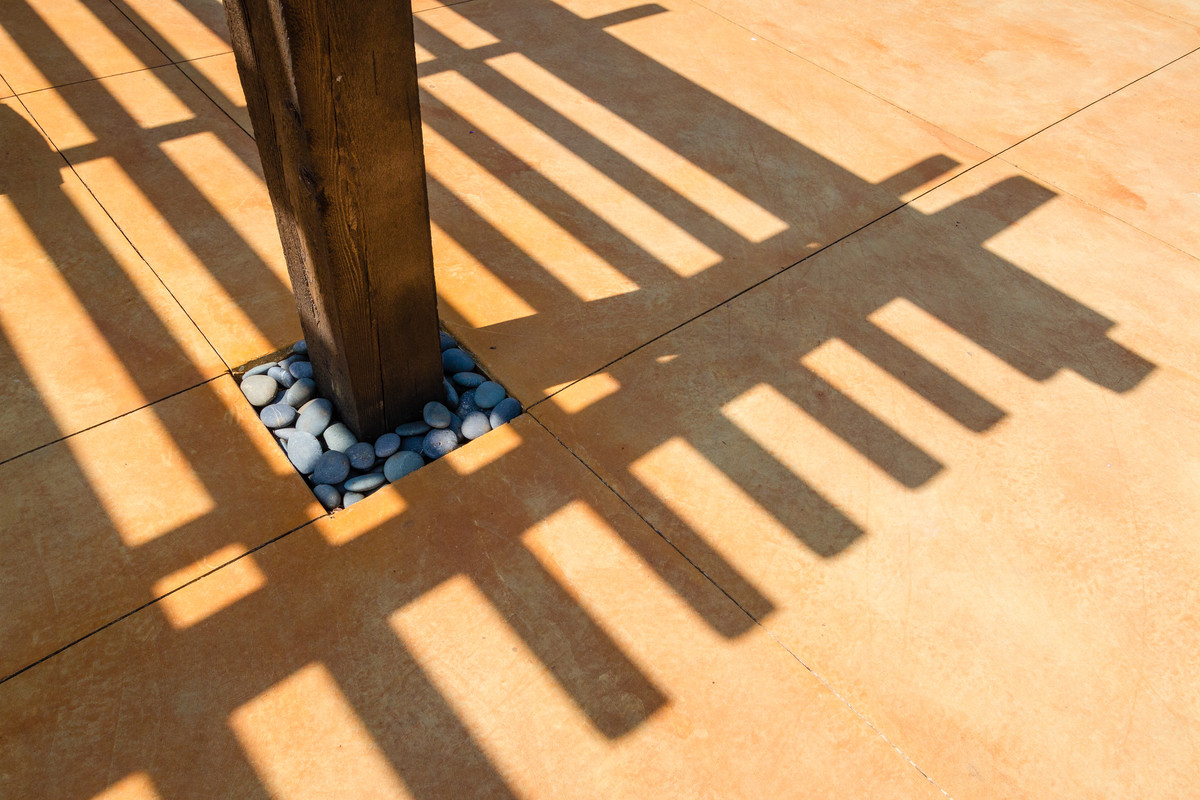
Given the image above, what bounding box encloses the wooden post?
[223,0,443,440]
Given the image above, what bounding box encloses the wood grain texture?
[224,0,443,439]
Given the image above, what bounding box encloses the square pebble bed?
[237,331,520,511]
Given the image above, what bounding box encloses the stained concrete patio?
[2,0,1199,797]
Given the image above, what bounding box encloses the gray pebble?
[439,331,456,351]
[461,411,491,440]
[313,483,340,511]
[240,374,279,407]
[298,397,326,414]
[274,427,296,441]
[456,390,480,418]
[346,442,376,470]
[489,397,521,428]
[268,366,296,388]
[423,401,452,429]
[344,473,386,492]
[283,378,316,408]
[395,420,430,436]
[384,450,424,482]
[244,362,275,378]
[444,378,459,408]
[474,381,505,409]
[422,428,459,459]
[292,339,308,355]
[279,354,304,368]
[441,348,475,373]
[374,432,401,458]
[324,422,358,453]
[343,491,365,507]
[289,360,314,380]
[312,450,350,485]
[453,371,486,388]
[296,398,332,436]
[286,431,323,474]
[448,413,463,440]
[260,403,297,429]
[401,435,425,452]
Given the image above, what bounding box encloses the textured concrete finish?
[1,1,1198,798]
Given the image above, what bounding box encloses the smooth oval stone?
[274,427,296,441]
[423,401,452,429]
[453,371,486,388]
[289,360,314,380]
[313,483,340,511]
[312,450,350,485]
[439,331,456,351]
[441,348,475,373]
[474,381,505,409]
[343,491,365,507]
[240,374,279,407]
[279,354,303,368]
[395,420,430,436]
[346,441,375,470]
[244,362,275,378]
[456,390,480,418]
[344,472,386,492]
[401,435,425,452]
[283,378,316,408]
[286,431,323,474]
[296,399,332,436]
[267,366,296,389]
[448,413,463,440]
[374,432,401,458]
[260,403,296,429]
[384,450,424,482]
[444,378,459,408]
[461,411,491,440]
[292,339,308,355]
[324,422,358,453]
[489,397,521,428]
[422,428,459,460]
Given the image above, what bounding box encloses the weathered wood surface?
[224,0,443,439]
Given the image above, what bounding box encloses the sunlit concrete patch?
[110,0,231,62]
[548,372,620,413]
[89,772,163,800]
[432,219,538,328]
[154,545,265,629]
[230,663,414,800]
[418,3,501,49]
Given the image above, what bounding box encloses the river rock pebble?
[312,450,350,485]
[444,378,459,408]
[345,473,386,493]
[296,399,332,436]
[346,442,376,470]
[289,361,314,380]
[395,420,430,436]
[241,374,278,407]
[268,366,296,389]
[422,428,458,459]
[442,348,474,373]
[439,331,456,351]
[293,340,308,355]
[461,411,491,440]
[313,483,340,511]
[245,362,275,378]
[274,427,296,441]
[286,431,323,474]
[260,403,296,429]
[374,433,401,458]
[456,390,480,418]
[324,423,357,453]
[423,401,452,429]
[402,435,426,452]
[344,491,365,507]
[283,378,316,408]
[490,397,521,428]
[453,371,485,388]
[384,450,424,482]
[474,381,505,409]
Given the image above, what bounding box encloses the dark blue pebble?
[374,432,401,458]
[289,361,314,380]
[422,428,458,459]
[474,381,505,410]
[344,473,386,492]
[439,331,456,351]
[489,397,521,428]
[401,435,425,452]
[423,401,452,429]
[441,348,475,373]
[312,450,350,485]
[395,420,430,436]
[444,378,459,408]
[313,483,340,511]
[384,451,424,482]
[453,371,486,388]
[346,442,376,470]
[456,390,480,418]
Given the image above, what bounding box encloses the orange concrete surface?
[1,0,1198,798]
